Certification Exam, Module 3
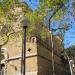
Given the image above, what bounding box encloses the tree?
[0,0,69,40]
[73,0,75,18]
[67,45,75,57]
[0,1,70,75]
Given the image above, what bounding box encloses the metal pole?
[50,32,55,75]
[0,45,2,74]
[23,28,26,75]
[21,34,24,74]
[49,20,55,75]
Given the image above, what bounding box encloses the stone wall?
[37,37,64,75]
[1,36,69,75]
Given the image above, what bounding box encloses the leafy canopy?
[0,0,69,44]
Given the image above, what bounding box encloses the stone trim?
[5,53,37,61]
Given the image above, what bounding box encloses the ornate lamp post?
[21,18,29,75]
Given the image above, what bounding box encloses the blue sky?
[24,0,39,11]
[50,0,75,48]
[63,0,75,48]
[24,0,75,48]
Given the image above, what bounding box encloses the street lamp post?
[23,26,27,75]
[0,45,2,73]
[21,18,29,75]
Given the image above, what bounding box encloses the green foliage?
[64,48,71,56]
[62,0,69,3]
[53,8,67,21]
[0,0,69,44]
[61,48,71,60]
[67,45,75,51]
[26,0,66,39]
[39,0,62,8]
[0,0,30,44]
[26,10,50,39]
[73,1,75,18]
[39,0,69,22]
